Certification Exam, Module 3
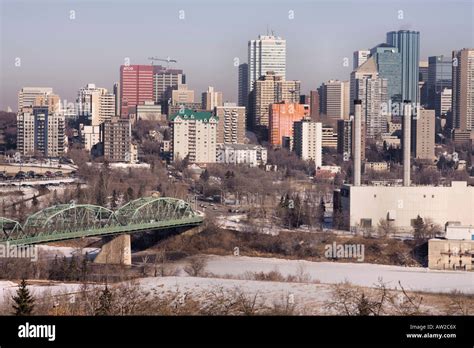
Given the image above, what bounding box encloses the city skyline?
[1,0,473,111]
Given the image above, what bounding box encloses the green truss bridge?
[0,197,204,246]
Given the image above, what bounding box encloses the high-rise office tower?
[350,57,388,138]
[202,86,223,111]
[414,109,435,160]
[386,30,420,104]
[427,55,452,110]
[319,80,350,122]
[419,61,429,107]
[17,87,53,112]
[269,101,309,147]
[250,71,300,131]
[215,103,246,144]
[153,65,185,104]
[370,44,402,104]
[293,119,322,167]
[452,48,474,137]
[248,34,286,94]
[419,61,429,81]
[353,50,370,70]
[119,65,154,117]
[310,90,320,121]
[238,63,249,108]
[17,100,65,157]
[171,84,194,105]
[77,84,115,126]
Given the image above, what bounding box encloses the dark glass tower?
[386,30,420,104]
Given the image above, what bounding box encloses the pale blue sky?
[1,0,473,111]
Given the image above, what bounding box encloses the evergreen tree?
[95,286,113,316]
[12,279,35,316]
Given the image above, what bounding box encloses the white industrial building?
[335,100,474,232]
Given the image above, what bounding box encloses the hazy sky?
[0,0,473,111]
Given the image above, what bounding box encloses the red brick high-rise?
[119,65,154,117]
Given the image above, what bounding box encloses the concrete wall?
[341,181,474,231]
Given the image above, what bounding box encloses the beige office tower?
[202,86,223,111]
[252,71,300,129]
[34,94,61,114]
[171,84,194,105]
[215,103,246,144]
[319,80,350,122]
[17,87,53,111]
[452,48,474,141]
[415,109,435,160]
[171,109,217,164]
[350,57,388,138]
[77,84,116,126]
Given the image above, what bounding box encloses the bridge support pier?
[94,234,132,266]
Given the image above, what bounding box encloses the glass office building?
[386,30,420,104]
[371,44,402,103]
[427,55,452,109]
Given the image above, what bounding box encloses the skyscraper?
[248,34,286,94]
[350,57,388,138]
[370,44,402,104]
[119,65,154,117]
[353,50,370,70]
[202,86,223,111]
[100,117,133,163]
[419,61,429,107]
[414,109,435,160]
[310,90,320,121]
[452,48,474,136]
[153,65,185,104]
[171,109,218,163]
[293,119,322,167]
[77,84,115,126]
[250,71,300,132]
[17,100,65,158]
[319,80,349,122]
[269,101,309,147]
[238,63,249,108]
[427,55,452,112]
[215,103,246,144]
[386,30,420,104]
[17,87,53,112]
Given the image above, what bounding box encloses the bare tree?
[183,256,208,277]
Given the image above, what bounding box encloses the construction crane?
[148,56,177,68]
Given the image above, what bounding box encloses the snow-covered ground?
[198,255,474,294]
